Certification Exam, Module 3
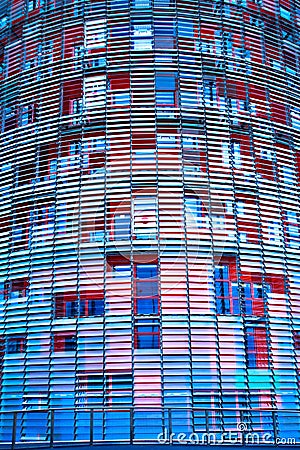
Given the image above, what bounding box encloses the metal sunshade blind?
[0,0,299,443]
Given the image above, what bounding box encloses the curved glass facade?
[0,0,300,443]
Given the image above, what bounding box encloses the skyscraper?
[0,0,300,443]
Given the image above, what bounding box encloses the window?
[193,393,222,428]
[55,203,68,236]
[112,265,131,277]
[5,278,29,300]
[83,138,105,174]
[47,0,62,11]
[222,140,235,165]
[231,141,241,167]
[132,23,153,51]
[245,326,268,369]
[70,98,83,124]
[222,141,241,168]
[31,203,55,244]
[218,81,247,115]
[154,0,174,7]
[133,197,157,239]
[38,144,57,181]
[54,333,76,352]
[243,283,265,316]
[84,77,106,112]
[24,58,36,72]
[134,319,160,349]
[282,165,296,185]
[85,216,104,242]
[112,92,130,106]
[215,264,268,316]
[66,301,77,318]
[182,135,202,168]
[223,31,233,56]
[42,40,53,70]
[0,16,7,30]
[12,222,28,248]
[106,374,132,406]
[249,394,273,432]
[110,195,157,241]
[133,0,151,7]
[113,213,131,240]
[73,44,84,70]
[55,292,104,318]
[72,45,82,61]
[60,141,81,171]
[214,265,240,315]
[4,104,17,132]
[135,264,159,315]
[110,24,130,42]
[236,201,245,217]
[0,216,9,241]
[291,107,300,130]
[17,160,35,186]
[55,293,77,318]
[77,374,103,406]
[85,19,106,49]
[12,204,29,250]
[73,0,84,16]
[203,79,217,106]
[178,19,195,39]
[63,80,83,118]
[109,74,130,106]
[20,104,36,126]
[80,292,104,317]
[157,134,178,151]
[200,39,214,55]
[185,195,203,227]
[134,146,155,160]
[28,0,44,12]
[181,81,200,109]
[294,331,300,350]
[110,0,128,10]
[283,50,296,76]
[222,394,248,428]
[154,21,176,49]
[260,147,273,160]
[267,220,282,245]
[280,5,291,20]
[7,336,26,354]
[109,203,130,241]
[78,374,102,393]
[132,133,156,161]
[212,215,227,231]
[156,73,177,107]
[285,211,300,247]
[23,395,48,410]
